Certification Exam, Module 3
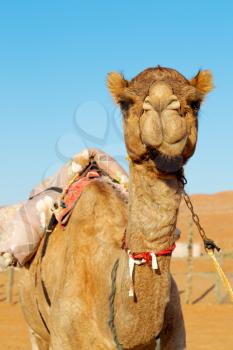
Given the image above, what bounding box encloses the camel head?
[108,66,213,173]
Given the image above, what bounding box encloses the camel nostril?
[166,96,180,110]
[142,97,153,111]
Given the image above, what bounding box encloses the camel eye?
[189,99,201,112]
[119,99,133,112]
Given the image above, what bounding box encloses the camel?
[20,66,213,349]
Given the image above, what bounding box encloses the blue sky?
[0,1,232,205]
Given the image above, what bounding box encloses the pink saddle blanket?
[55,170,101,225]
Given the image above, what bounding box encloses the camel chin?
[151,149,184,173]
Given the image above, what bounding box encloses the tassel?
[150,253,158,270]
[128,254,135,297]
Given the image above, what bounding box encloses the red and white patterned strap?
[127,244,176,297]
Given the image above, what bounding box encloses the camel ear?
[107,72,128,104]
[190,70,214,96]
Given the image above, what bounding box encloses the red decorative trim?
[121,229,176,262]
[131,243,176,262]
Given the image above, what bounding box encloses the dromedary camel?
[20,66,213,349]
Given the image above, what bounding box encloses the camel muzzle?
[140,82,188,156]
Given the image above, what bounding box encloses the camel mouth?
[148,147,184,173]
[157,135,188,157]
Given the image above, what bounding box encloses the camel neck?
[126,161,182,252]
[115,161,183,346]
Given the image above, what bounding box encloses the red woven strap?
[131,243,176,262]
[56,170,100,223]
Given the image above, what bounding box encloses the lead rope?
[180,175,233,303]
[108,259,123,350]
[208,250,233,302]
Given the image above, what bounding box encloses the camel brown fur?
[20,66,213,349]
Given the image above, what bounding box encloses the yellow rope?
[66,172,80,188]
[207,250,233,303]
[60,166,81,200]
